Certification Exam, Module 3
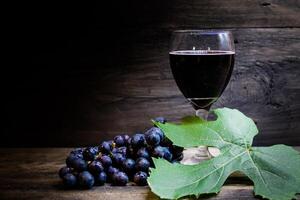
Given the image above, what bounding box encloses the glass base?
[181,146,220,165]
[180,108,220,165]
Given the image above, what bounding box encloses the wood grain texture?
[2,1,300,147]
[5,28,300,147]
[81,0,300,29]
[150,0,300,28]
[0,148,299,200]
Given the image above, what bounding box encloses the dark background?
[2,1,300,147]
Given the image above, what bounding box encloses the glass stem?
[195,108,211,159]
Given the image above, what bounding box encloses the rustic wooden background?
[2,1,300,147]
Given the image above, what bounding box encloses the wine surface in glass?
[169,50,235,110]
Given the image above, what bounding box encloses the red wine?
[169,50,235,109]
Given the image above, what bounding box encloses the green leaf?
[148,108,300,200]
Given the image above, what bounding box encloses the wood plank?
[89,0,300,29]
[0,148,299,200]
[156,0,300,28]
[5,28,299,147]
[4,1,300,147]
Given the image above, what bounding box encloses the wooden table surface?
[0,148,299,200]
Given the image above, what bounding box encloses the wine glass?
[169,30,235,160]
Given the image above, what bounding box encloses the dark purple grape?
[95,171,107,185]
[83,147,98,161]
[107,166,119,177]
[122,158,135,174]
[72,158,88,172]
[99,141,112,154]
[114,135,126,147]
[136,147,150,159]
[112,153,126,166]
[112,171,129,186]
[145,127,164,141]
[133,171,148,186]
[135,157,150,172]
[107,166,119,182]
[88,160,104,175]
[62,173,77,188]
[131,133,146,148]
[111,148,117,154]
[145,132,161,146]
[152,146,165,158]
[153,117,166,124]
[66,153,83,167]
[162,148,173,162]
[152,146,173,162]
[59,166,72,179]
[78,171,95,189]
[98,155,112,168]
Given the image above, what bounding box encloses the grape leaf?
[147,108,300,200]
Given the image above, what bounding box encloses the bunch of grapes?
[58,117,183,189]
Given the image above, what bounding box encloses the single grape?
[112,171,129,186]
[111,148,117,154]
[78,171,95,189]
[135,157,150,172]
[88,160,104,175]
[99,141,112,154]
[83,147,98,161]
[107,166,119,182]
[59,166,72,179]
[152,146,173,162]
[72,158,88,172]
[62,173,77,188]
[133,171,148,186]
[98,155,112,168]
[145,132,161,146]
[112,153,126,166]
[153,117,166,124]
[136,147,150,159]
[145,127,164,141]
[66,153,83,167]
[122,158,135,174]
[106,166,120,182]
[95,171,107,186]
[162,147,173,162]
[131,133,146,148]
[114,135,125,147]
[107,166,119,178]
[152,146,164,158]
